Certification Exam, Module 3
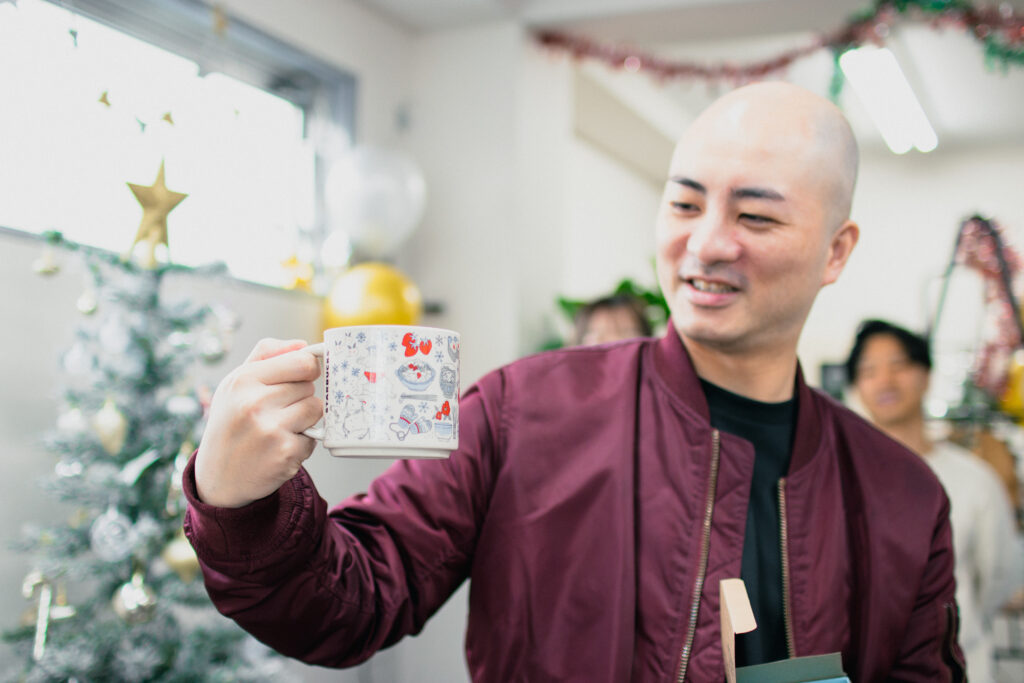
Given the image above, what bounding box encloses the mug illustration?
[309,325,460,456]
[396,361,436,392]
[432,400,454,439]
[339,396,370,439]
[390,404,432,440]
[439,366,457,398]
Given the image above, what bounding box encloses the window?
[0,0,356,288]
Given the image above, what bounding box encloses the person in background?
[184,82,966,681]
[572,293,653,346]
[847,318,1024,683]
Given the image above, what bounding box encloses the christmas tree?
[3,166,281,681]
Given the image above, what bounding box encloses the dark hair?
[574,294,653,343]
[845,319,931,384]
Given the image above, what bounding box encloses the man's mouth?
[686,277,739,294]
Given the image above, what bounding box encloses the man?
[185,82,965,681]
[847,319,1023,683]
[573,293,653,346]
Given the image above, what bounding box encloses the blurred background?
[2,0,1023,680]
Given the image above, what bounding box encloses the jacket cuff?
[182,450,308,562]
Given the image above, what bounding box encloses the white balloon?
[325,146,427,259]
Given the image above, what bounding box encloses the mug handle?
[302,343,326,441]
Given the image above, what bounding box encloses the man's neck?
[681,336,797,403]
[876,413,931,457]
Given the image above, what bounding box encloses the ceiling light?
[839,45,938,154]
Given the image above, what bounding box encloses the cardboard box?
[720,578,850,683]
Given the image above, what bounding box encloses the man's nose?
[686,212,741,264]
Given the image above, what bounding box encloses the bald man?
[185,83,964,682]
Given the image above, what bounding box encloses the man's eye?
[739,213,776,226]
[671,202,699,212]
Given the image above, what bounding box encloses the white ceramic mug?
[303,325,460,458]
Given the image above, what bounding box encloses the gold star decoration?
[125,161,187,268]
[212,5,229,37]
[161,111,174,125]
[281,254,314,292]
[98,91,111,106]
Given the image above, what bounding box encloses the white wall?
[563,138,661,300]
[801,143,1024,386]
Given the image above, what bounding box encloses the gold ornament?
[212,5,229,37]
[323,262,422,330]
[98,90,111,107]
[161,529,200,583]
[161,111,174,126]
[93,398,128,455]
[125,160,187,269]
[281,254,314,292]
[112,569,158,624]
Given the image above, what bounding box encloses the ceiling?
[354,0,1024,152]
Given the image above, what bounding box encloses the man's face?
[655,99,855,355]
[854,334,929,428]
[579,306,645,346]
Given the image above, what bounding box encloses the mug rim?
[323,324,459,337]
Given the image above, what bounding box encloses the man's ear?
[822,220,859,287]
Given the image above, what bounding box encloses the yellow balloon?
[999,349,1024,420]
[323,262,423,330]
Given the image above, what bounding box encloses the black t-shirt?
[700,379,797,666]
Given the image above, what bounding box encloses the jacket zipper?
[676,429,721,682]
[778,478,796,659]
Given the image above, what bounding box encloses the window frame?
[26,0,357,287]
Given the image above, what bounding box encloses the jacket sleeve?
[182,373,503,667]
[886,493,966,683]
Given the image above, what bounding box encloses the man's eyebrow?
[732,186,785,201]
[669,176,705,193]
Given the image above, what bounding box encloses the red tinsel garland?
[957,216,1024,400]
[533,0,1023,86]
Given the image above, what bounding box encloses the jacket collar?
[652,321,825,473]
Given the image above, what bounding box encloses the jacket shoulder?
[478,338,652,396]
[810,389,947,501]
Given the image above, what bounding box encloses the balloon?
[325,146,427,259]
[999,349,1024,421]
[323,262,423,329]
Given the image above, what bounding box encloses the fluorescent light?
[839,46,938,154]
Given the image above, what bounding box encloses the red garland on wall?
[533,0,1023,88]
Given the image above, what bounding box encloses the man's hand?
[195,338,323,508]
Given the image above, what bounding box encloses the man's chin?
[673,319,746,351]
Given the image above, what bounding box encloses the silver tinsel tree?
[4,233,282,682]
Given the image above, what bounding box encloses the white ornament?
[76,289,98,315]
[166,395,201,418]
[57,407,89,435]
[89,506,137,563]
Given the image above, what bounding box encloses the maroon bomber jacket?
[184,327,965,682]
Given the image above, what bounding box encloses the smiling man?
[185,82,965,682]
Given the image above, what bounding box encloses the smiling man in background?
[185,82,965,681]
[848,319,1022,682]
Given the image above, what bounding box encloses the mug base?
[324,446,452,459]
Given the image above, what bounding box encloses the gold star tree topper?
[126,161,187,268]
